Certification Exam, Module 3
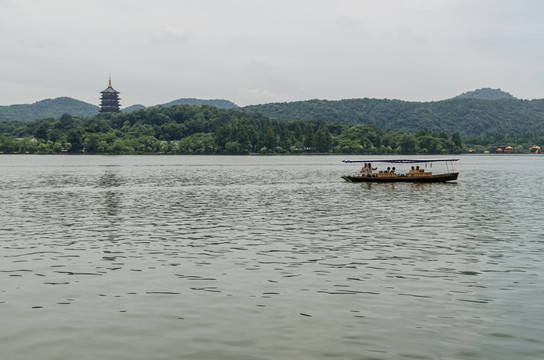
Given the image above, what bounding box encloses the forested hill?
[0,97,100,122]
[243,97,544,137]
[5,91,544,137]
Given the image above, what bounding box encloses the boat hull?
[342,172,459,183]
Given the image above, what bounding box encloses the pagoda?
[99,76,121,113]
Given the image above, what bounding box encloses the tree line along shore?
[0,104,540,155]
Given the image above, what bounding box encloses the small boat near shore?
[342,159,459,183]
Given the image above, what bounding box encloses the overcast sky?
[1,0,544,107]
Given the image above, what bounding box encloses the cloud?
[150,26,188,44]
[247,60,275,73]
[336,16,363,29]
[238,88,292,105]
[402,0,453,11]
[2,0,544,106]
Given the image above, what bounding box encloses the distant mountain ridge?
[0,97,239,122]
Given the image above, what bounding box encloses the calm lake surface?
[1,155,543,360]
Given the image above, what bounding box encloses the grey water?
[1,155,543,360]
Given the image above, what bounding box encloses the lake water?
[1,155,543,360]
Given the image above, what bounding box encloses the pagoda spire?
[108,74,112,88]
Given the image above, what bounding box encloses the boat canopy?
[342,159,459,164]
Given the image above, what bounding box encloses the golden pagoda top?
[101,74,119,94]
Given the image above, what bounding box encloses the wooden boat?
[342,159,459,183]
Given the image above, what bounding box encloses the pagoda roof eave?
[101,87,120,93]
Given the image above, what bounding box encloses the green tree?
[315,126,332,153]
[418,135,439,154]
[225,141,244,154]
[0,137,19,153]
[35,125,48,140]
[58,113,74,130]
[66,129,83,153]
[83,133,100,153]
[304,125,316,149]
[452,131,461,146]
[264,127,277,150]
[399,134,418,154]
[48,129,64,142]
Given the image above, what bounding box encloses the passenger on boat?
[368,163,376,177]
[408,166,415,175]
[361,163,376,177]
[390,167,396,174]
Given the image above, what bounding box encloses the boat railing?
[374,171,438,178]
[411,171,433,177]
[375,173,398,178]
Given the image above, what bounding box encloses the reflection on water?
[97,168,124,243]
[98,168,124,218]
[1,155,543,360]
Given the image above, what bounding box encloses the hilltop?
[157,98,238,109]
[0,97,100,122]
[454,88,515,100]
[123,98,239,113]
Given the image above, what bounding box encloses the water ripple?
[1,155,543,360]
